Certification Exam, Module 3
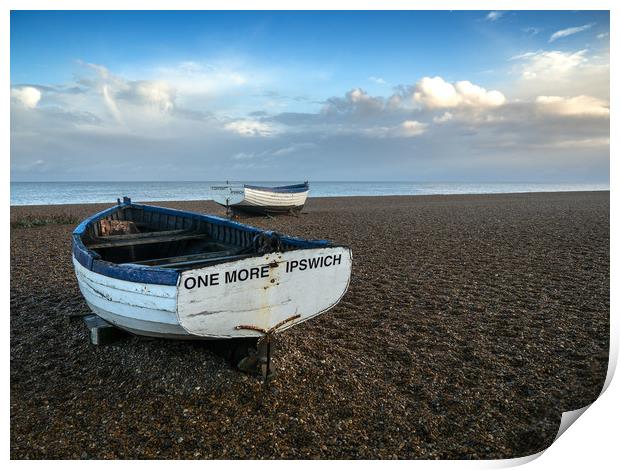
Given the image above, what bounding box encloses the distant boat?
[211,182,309,215]
[72,197,351,341]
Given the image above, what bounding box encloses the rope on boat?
[252,232,283,255]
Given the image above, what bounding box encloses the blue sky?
[10,10,610,182]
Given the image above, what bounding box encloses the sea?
[10,181,610,206]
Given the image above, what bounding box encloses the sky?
[10,10,610,182]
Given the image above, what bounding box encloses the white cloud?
[532,137,609,149]
[149,60,269,117]
[156,61,248,93]
[455,81,506,107]
[397,120,427,137]
[272,142,317,156]
[413,77,461,108]
[102,84,122,122]
[232,152,255,160]
[485,11,504,21]
[369,76,387,85]
[78,63,178,126]
[514,49,588,80]
[349,88,370,103]
[361,121,427,139]
[11,86,42,108]
[413,76,505,109]
[433,112,453,123]
[549,23,594,42]
[10,59,609,183]
[225,119,276,137]
[511,48,608,101]
[121,80,175,112]
[597,32,609,39]
[536,95,609,117]
[323,88,384,115]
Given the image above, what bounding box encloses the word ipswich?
[183,253,342,290]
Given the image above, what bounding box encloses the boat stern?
[176,246,352,338]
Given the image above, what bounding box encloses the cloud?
[456,81,506,107]
[433,112,453,123]
[485,11,504,21]
[11,86,41,108]
[232,152,256,160]
[225,119,276,137]
[549,23,594,42]
[10,59,609,183]
[71,62,181,127]
[597,32,609,39]
[323,88,384,115]
[94,65,175,112]
[531,137,609,149]
[535,95,609,117]
[412,77,461,108]
[359,121,427,139]
[272,142,317,156]
[102,84,122,122]
[413,76,505,109]
[511,48,609,100]
[369,76,387,85]
[155,60,248,93]
[117,80,175,112]
[512,49,588,79]
[397,120,427,137]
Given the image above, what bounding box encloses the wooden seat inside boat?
[88,229,209,249]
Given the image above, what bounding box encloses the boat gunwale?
[72,200,338,286]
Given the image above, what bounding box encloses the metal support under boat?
[235,314,301,381]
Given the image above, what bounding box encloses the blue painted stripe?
[91,259,179,286]
[244,183,309,193]
[73,235,97,270]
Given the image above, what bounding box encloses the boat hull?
[212,184,309,214]
[242,187,308,208]
[73,257,192,338]
[73,245,352,339]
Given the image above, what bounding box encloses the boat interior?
[81,204,302,270]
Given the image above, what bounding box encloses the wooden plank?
[132,248,244,267]
[77,269,177,311]
[94,228,190,242]
[88,233,210,249]
[84,314,126,345]
[75,259,177,298]
[156,253,249,268]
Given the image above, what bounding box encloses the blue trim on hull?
[72,199,331,286]
[244,182,309,193]
[91,259,180,285]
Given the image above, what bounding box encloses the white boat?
[211,182,309,215]
[72,197,352,340]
